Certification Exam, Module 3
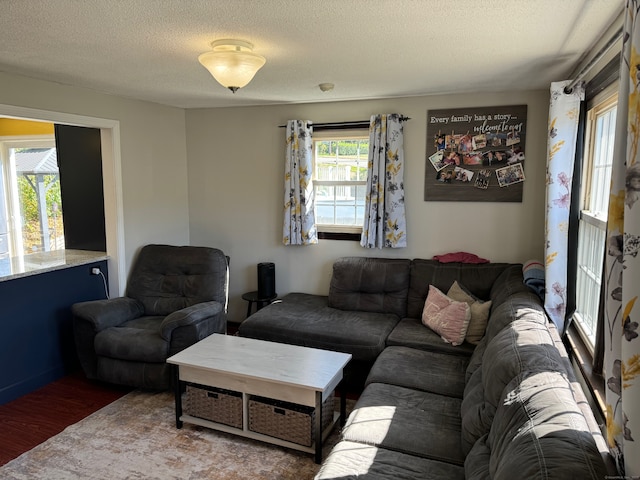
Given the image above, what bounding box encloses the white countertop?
[0,249,108,282]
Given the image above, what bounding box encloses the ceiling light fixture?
[198,39,266,93]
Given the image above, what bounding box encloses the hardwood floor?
[0,371,131,466]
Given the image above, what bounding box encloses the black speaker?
[257,262,276,299]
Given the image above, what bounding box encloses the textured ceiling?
[0,0,624,109]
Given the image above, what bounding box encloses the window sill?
[565,325,606,417]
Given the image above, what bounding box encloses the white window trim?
[313,129,369,234]
[581,93,617,216]
[573,88,617,353]
[573,311,597,357]
[0,104,125,296]
[0,136,56,258]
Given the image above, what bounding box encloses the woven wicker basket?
[184,384,243,429]
[248,394,335,447]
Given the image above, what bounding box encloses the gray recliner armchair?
[72,244,229,390]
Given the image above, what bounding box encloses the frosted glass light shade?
[198,40,266,93]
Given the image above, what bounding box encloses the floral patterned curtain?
[604,2,640,475]
[360,114,406,248]
[283,120,317,245]
[544,80,584,335]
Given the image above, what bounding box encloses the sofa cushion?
[460,368,494,455]
[238,293,399,363]
[464,291,547,383]
[464,333,488,382]
[421,285,471,345]
[464,434,492,480]
[469,291,549,375]
[341,382,464,465]
[328,257,411,318]
[316,441,465,480]
[459,318,569,455]
[485,371,608,479]
[407,260,512,319]
[365,346,468,398]
[387,318,476,356]
[447,281,492,344]
[482,319,567,408]
[94,316,167,362]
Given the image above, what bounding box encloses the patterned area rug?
[0,390,349,479]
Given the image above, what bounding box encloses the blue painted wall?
[0,260,108,404]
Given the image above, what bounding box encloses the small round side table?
[241,290,278,318]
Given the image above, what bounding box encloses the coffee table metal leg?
[173,365,183,429]
[315,391,322,464]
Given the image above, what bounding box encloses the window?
[0,136,64,257]
[313,132,369,235]
[574,91,617,352]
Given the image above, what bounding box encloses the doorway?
[0,105,124,295]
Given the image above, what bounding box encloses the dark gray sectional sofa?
[238,257,615,479]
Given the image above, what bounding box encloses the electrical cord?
[92,267,110,299]
[98,270,110,299]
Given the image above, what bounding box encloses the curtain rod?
[278,115,411,129]
[564,26,623,94]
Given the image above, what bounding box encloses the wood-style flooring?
[0,371,130,466]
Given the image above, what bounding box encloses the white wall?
[186,90,550,323]
[0,72,191,284]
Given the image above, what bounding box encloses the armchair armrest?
[71,297,144,332]
[160,301,223,341]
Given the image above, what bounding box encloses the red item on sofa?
[432,252,490,264]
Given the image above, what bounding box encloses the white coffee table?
[167,334,352,463]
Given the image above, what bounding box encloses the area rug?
[0,390,351,479]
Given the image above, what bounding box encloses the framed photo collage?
[425,105,527,202]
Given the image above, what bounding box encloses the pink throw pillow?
[422,285,471,346]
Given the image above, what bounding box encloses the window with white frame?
[0,136,64,258]
[313,132,369,233]
[574,89,617,352]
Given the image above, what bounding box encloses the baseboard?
[0,365,67,405]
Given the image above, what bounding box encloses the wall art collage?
[424,105,528,202]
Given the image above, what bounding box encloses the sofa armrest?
[160,301,223,341]
[71,297,144,332]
